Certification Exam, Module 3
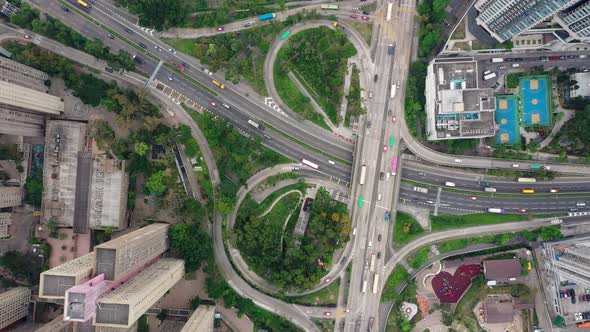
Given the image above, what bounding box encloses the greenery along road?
[235,187,351,291]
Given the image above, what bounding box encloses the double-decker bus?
[369,255,376,272]
[372,274,379,294]
[359,165,367,185]
[391,157,398,176]
[301,159,319,170]
[518,177,537,183]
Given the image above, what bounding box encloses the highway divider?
[401,179,590,199]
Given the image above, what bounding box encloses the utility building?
[0,287,31,329]
[94,258,184,328]
[94,223,170,282]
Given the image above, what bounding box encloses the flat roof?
[40,275,76,298]
[571,72,590,98]
[0,80,63,115]
[484,259,522,280]
[88,155,127,230]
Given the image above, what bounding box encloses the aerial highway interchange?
[19,0,590,331]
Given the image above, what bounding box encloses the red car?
[361,16,370,20]
[392,115,396,123]
[23,35,31,39]
[324,312,332,316]
[217,27,225,31]
[350,14,358,19]
[383,145,388,152]
[468,196,478,201]
[209,101,218,107]
[174,63,185,72]
[518,208,528,213]
[549,188,559,193]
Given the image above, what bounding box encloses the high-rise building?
[0,107,46,137]
[0,186,23,208]
[181,305,216,332]
[0,212,12,238]
[0,80,63,115]
[94,223,169,282]
[556,0,590,40]
[0,287,31,329]
[94,258,184,328]
[545,236,590,287]
[0,57,49,93]
[39,252,95,299]
[475,0,581,42]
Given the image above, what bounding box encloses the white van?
[577,202,586,207]
[445,182,456,187]
[368,91,373,99]
[512,164,520,168]
[386,173,390,181]
[353,227,357,236]
[328,160,335,165]
[454,159,462,163]
[368,241,372,248]
[377,193,382,201]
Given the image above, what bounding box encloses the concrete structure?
[34,315,74,332]
[0,186,23,208]
[0,287,31,329]
[89,154,128,230]
[0,57,49,93]
[0,212,12,238]
[42,121,90,233]
[474,0,582,42]
[39,252,95,299]
[425,58,496,141]
[180,305,216,332]
[0,80,63,115]
[556,0,590,40]
[570,72,590,98]
[94,223,170,282]
[544,236,590,287]
[483,258,523,282]
[0,107,46,137]
[64,274,110,323]
[94,258,184,328]
[483,295,515,324]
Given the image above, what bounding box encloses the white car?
[328,160,335,165]
[512,164,519,168]
[551,219,563,225]
[167,76,173,81]
[168,48,176,54]
[454,158,462,163]
[222,103,230,109]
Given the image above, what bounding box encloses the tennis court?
[495,95,519,145]
[520,75,550,127]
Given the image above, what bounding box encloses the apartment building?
[0,186,23,208]
[0,287,31,329]
[39,252,95,299]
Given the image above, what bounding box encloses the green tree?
[145,171,167,196]
[540,226,563,241]
[134,142,149,156]
[89,120,116,150]
[169,223,211,272]
[24,173,43,207]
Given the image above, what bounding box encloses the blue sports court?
[520,76,550,127]
[495,95,519,145]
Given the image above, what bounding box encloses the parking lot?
[556,284,590,323]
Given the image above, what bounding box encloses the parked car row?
[560,288,577,304]
[574,312,590,321]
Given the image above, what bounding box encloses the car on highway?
[105,67,113,73]
[204,69,213,76]
[62,5,69,12]
[324,312,332,316]
[468,196,478,201]
[182,62,190,69]
[209,101,218,107]
[107,33,114,39]
[328,160,335,165]
[383,145,387,152]
[378,234,382,241]
[380,172,384,180]
[167,76,174,81]
[362,10,370,15]
[392,115,396,123]
[168,48,176,54]
[549,188,559,193]
[174,63,185,72]
[350,14,358,18]
[138,42,147,49]
[24,35,31,39]
[361,16,370,20]
[222,103,230,109]
[154,45,162,51]
[518,208,528,213]
[551,219,563,224]
[324,277,331,283]
[217,27,225,31]
[292,166,300,171]
[377,252,381,259]
[512,164,519,168]
[124,27,134,34]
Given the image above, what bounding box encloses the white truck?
[413,186,428,194]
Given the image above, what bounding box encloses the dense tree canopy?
[169,223,211,272]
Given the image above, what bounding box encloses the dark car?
[138,42,147,49]
[513,57,524,61]
[362,11,369,15]
[377,234,382,241]
[182,62,190,69]
[380,172,384,180]
[124,27,134,34]
[303,198,314,212]
[374,74,378,82]
[62,6,69,12]
[105,67,113,73]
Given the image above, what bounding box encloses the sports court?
[520,75,550,127]
[495,95,519,145]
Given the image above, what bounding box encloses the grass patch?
[345,20,373,45]
[290,278,340,306]
[276,26,357,125]
[381,266,409,302]
[393,212,424,245]
[345,63,364,127]
[450,18,466,40]
[408,247,430,269]
[430,213,530,231]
